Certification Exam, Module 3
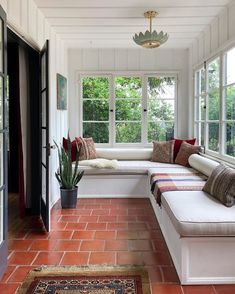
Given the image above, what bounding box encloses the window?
[194,45,235,161]
[81,74,177,146]
[223,47,235,157]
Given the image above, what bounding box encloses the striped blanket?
[150,171,207,206]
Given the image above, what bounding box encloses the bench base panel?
[78,174,149,198]
[155,202,235,284]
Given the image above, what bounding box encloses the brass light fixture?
[133,11,169,48]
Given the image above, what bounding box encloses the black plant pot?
[60,187,78,209]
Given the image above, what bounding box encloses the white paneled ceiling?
[34,0,231,49]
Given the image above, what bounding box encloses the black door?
[0,5,7,278]
[40,40,50,231]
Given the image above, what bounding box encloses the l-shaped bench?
[78,148,235,285]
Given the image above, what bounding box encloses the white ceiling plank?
[53,25,205,34]
[39,7,224,18]
[35,0,230,8]
[58,32,198,40]
[64,40,191,49]
[47,17,215,26]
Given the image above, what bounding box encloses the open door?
[40,40,50,231]
[0,5,7,278]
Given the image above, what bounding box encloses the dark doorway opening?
[7,28,41,219]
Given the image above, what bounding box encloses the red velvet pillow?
[173,138,196,159]
[63,137,77,162]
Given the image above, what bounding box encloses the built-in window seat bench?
[77,148,235,285]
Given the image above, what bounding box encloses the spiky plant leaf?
[54,134,84,189]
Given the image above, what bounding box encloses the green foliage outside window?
[82,75,175,144]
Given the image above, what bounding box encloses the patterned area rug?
[17,266,151,294]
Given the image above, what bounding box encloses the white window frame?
[193,46,235,164]
[78,71,178,147]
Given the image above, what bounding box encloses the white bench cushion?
[162,190,235,237]
[79,161,182,175]
[96,148,152,160]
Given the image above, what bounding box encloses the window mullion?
[220,54,224,156]
[109,75,115,147]
[79,76,83,136]
[142,75,147,145]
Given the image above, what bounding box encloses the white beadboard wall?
[188,0,235,137]
[0,0,68,208]
[68,48,189,140]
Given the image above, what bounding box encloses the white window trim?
[77,71,179,147]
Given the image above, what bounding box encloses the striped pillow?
[75,137,97,160]
[203,164,235,207]
[151,140,175,163]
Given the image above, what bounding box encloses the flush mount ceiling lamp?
[133,11,169,48]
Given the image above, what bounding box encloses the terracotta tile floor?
[1,198,235,293]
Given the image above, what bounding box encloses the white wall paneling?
[114,49,128,71]
[198,33,205,61]
[28,0,37,42]
[37,9,44,48]
[228,1,235,39]
[219,8,228,46]
[211,18,219,52]
[21,0,28,34]
[99,49,115,70]
[7,0,20,26]
[204,27,211,57]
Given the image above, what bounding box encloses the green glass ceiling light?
[133,11,169,48]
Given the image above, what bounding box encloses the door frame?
[40,40,50,231]
[0,4,8,279]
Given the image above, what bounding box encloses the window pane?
[0,77,3,129]
[148,77,175,99]
[200,122,205,147]
[116,122,141,143]
[115,77,141,98]
[195,123,205,146]
[225,85,235,120]
[83,122,109,143]
[83,100,109,121]
[200,68,206,93]
[225,47,235,85]
[148,100,174,121]
[196,95,206,121]
[0,133,3,186]
[82,77,109,99]
[208,89,219,120]
[148,121,174,142]
[208,58,220,90]
[0,20,2,72]
[225,122,235,157]
[0,191,3,242]
[195,71,200,96]
[208,123,219,152]
[116,100,141,121]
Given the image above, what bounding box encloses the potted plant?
[55,135,84,208]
